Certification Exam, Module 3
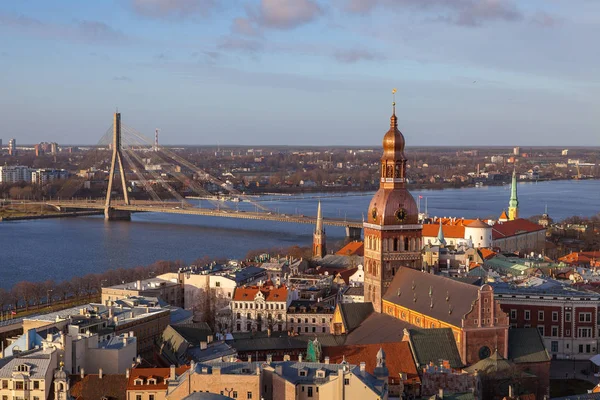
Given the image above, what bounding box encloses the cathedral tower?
[312,201,326,258]
[363,94,422,312]
[508,168,519,221]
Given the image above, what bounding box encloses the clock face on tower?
[371,207,378,221]
[394,207,407,222]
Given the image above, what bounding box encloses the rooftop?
[406,328,464,369]
[492,218,546,239]
[232,284,288,302]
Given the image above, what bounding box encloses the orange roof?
[435,217,477,227]
[492,218,545,239]
[232,285,288,302]
[422,224,465,239]
[127,367,189,390]
[499,210,509,220]
[479,248,497,260]
[323,342,420,385]
[559,251,600,264]
[336,241,364,256]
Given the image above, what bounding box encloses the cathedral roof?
[383,268,480,328]
[466,219,491,229]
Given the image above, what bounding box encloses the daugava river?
[0,180,598,289]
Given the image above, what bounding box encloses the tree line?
[0,260,185,314]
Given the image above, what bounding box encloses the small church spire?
[390,88,398,128]
[436,219,446,247]
[313,200,326,258]
[508,167,519,221]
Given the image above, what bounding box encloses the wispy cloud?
[113,75,132,82]
[531,11,561,28]
[0,13,127,44]
[129,0,219,19]
[246,0,324,30]
[232,17,261,37]
[218,36,263,53]
[343,0,523,27]
[333,49,382,63]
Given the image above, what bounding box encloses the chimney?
[80,368,85,379]
[508,385,514,398]
[438,388,444,399]
[99,368,103,379]
[46,333,53,342]
[266,354,273,363]
[136,280,142,290]
[125,369,130,379]
[283,355,290,361]
[298,354,303,363]
[360,362,366,373]
[170,365,176,380]
[123,336,128,346]
[190,360,195,373]
[324,356,330,364]
[248,355,252,363]
[108,307,114,318]
[200,341,207,350]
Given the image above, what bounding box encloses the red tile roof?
[336,241,364,256]
[127,367,189,390]
[323,342,420,385]
[232,285,288,302]
[559,251,600,265]
[479,248,497,260]
[336,267,358,285]
[492,218,545,240]
[422,224,465,239]
[69,374,127,400]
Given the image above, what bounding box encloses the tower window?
[393,238,398,251]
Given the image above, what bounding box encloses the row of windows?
[233,302,284,310]
[236,313,283,320]
[1,379,41,390]
[289,318,331,324]
[511,309,580,322]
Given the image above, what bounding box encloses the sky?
[0,0,598,146]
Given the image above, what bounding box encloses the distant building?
[513,146,520,155]
[0,165,32,183]
[287,300,334,334]
[8,138,16,155]
[562,149,569,156]
[31,168,69,185]
[101,275,184,308]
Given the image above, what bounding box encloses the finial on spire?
[392,88,397,115]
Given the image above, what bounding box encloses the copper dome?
[382,114,406,161]
[367,187,419,226]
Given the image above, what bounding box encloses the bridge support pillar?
[345,226,362,240]
[104,208,131,221]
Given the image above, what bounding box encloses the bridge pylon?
[104,112,131,221]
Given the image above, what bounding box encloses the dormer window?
[134,378,144,386]
[316,370,326,378]
[14,364,30,373]
[299,369,308,377]
[147,378,157,385]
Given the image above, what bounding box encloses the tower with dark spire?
[313,201,326,258]
[364,90,422,312]
[436,219,446,247]
[508,168,519,221]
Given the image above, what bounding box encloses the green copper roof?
[509,169,519,209]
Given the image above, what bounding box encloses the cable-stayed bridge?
[36,113,363,238]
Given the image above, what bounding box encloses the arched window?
[393,238,398,252]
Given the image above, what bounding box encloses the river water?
[0,180,598,289]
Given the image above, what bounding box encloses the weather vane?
[392,88,397,113]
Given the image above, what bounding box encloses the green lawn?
[550,379,595,398]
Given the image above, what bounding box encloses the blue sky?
[0,0,598,146]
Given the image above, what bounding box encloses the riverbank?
[0,210,103,221]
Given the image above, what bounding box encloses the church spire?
[436,220,446,247]
[508,167,519,221]
[313,200,326,258]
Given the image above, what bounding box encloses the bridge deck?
[47,200,364,228]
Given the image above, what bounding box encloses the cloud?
[154,52,169,60]
[531,11,561,28]
[232,17,261,37]
[218,36,263,53]
[333,49,382,63]
[129,0,218,19]
[248,0,324,30]
[0,13,127,44]
[113,76,132,82]
[343,0,522,27]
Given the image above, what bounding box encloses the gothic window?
[404,237,409,251]
[393,238,398,252]
[395,163,400,178]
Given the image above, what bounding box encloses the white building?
[0,165,32,183]
[231,284,296,333]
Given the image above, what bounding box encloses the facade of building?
[0,165,32,183]
[286,301,334,334]
[492,282,600,360]
[8,138,16,156]
[231,284,293,333]
[363,103,422,313]
[491,219,547,254]
[31,169,69,185]
[102,275,184,308]
[0,348,59,400]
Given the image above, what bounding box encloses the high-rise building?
[363,99,422,313]
[513,146,520,155]
[0,165,33,183]
[312,201,326,258]
[8,138,16,156]
[508,168,519,221]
